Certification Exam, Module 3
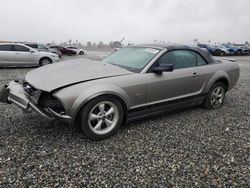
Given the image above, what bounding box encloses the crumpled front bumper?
[0,81,72,122]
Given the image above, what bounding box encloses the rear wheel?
[203,82,226,109]
[77,96,124,140]
[39,57,52,66]
[79,51,84,55]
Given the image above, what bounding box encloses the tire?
[237,50,242,56]
[221,51,226,56]
[79,51,84,55]
[203,82,226,109]
[39,57,52,66]
[77,96,124,140]
[215,50,221,56]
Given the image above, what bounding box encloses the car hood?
[25,59,133,92]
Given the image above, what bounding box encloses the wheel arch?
[39,57,52,65]
[214,78,229,91]
[206,72,230,93]
[73,93,128,125]
[67,83,130,123]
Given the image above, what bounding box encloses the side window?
[173,50,196,69]
[197,54,207,66]
[198,44,206,48]
[0,45,12,51]
[38,44,47,49]
[13,45,30,52]
[26,44,37,48]
[157,50,196,69]
[157,51,175,66]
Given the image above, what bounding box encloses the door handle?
[192,72,200,77]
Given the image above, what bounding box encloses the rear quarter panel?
[202,61,239,93]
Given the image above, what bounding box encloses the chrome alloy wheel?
[210,86,225,108]
[88,101,119,135]
[41,59,51,66]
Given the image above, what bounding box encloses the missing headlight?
[39,92,65,114]
[23,82,37,96]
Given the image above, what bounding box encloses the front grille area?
[38,92,65,114]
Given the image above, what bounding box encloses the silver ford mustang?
[0,44,240,140]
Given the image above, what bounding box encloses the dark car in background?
[214,45,235,56]
[222,44,242,55]
[197,44,222,56]
[25,43,62,58]
[50,45,76,56]
[66,46,85,55]
[238,45,250,55]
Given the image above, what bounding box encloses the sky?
[0,0,250,45]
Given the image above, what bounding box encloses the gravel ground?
[0,53,250,187]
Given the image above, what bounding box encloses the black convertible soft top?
[135,43,217,64]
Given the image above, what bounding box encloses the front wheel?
[79,51,84,55]
[77,96,124,140]
[221,51,226,56]
[203,82,226,109]
[39,58,52,66]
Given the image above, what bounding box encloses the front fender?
[69,84,130,121]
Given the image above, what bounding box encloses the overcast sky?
[0,0,249,44]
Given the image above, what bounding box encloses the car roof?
[0,43,14,45]
[132,43,216,64]
[0,42,30,46]
[24,42,45,45]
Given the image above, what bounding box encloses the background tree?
[98,41,104,48]
[87,41,92,48]
[112,41,122,48]
[68,39,72,45]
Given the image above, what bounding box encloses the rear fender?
[205,71,229,93]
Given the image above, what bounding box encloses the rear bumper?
[223,51,234,55]
[0,81,72,122]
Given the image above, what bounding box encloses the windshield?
[103,47,160,72]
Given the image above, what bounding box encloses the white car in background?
[66,46,85,55]
[0,43,59,67]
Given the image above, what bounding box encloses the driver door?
[144,50,206,104]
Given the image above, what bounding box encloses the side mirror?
[30,49,36,53]
[151,64,174,74]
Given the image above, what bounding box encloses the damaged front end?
[0,80,72,122]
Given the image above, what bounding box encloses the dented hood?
[25,59,133,92]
